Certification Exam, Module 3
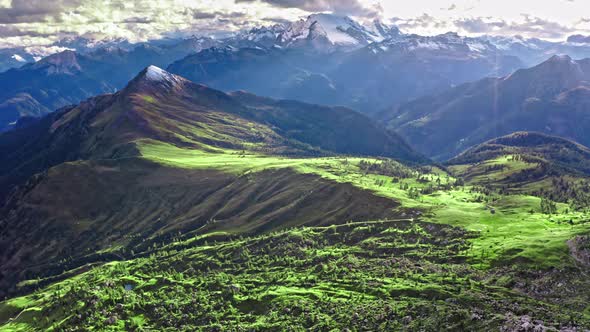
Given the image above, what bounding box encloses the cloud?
[122,17,154,24]
[0,0,82,23]
[392,14,450,32]
[0,25,50,37]
[190,10,247,20]
[454,15,576,39]
[235,0,382,18]
[390,12,577,40]
[453,17,508,33]
[0,0,588,49]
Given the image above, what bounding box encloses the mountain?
[0,66,423,296]
[0,49,35,73]
[447,131,590,187]
[228,90,424,162]
[227,14,401,52]
[388,55,590,160]
[0,38,226,130]
[167,46,346,106]
[168,30,522,114]
[0,13,397,74]
[272,14,400,51]
[0,38,133,74]
[0,15,528,125]
[3,70,590,332]
[0,51,117,131]
[331,32,523,111]
[485,35,590,66]
[52,36,135,53]
[13,15,590,130]
[568,35,590,44]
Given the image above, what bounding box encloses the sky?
[1,0,590,49]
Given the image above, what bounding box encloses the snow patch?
[11,54,26,62]
[309,14,359,45]
[145,65,178,83]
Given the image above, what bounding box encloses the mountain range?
[5,9,590,331]
[3,63,590,330]
[4,14,590,72]
[0,28,590,331]
[5,13,590,131]
[388,55,590,160]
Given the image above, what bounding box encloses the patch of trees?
[534,177,590,211]
[505,163,555,183]
[358,159,414,179]
[540,197,557,215]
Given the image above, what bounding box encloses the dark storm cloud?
[0,25,51,37]
[262,16,292,25]
[122,17,154,24]
[392,14,448,31]
[0,0,82,23]
[235,0,382,17]
[190,10,247,20]
[453,17,507,33]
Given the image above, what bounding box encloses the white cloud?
[235,0,382,17]
[0,0,589,48]
[379,0,590,39]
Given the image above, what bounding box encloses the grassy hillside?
[2,218,590,330]
[4,136,590,329]
[447,132,590,207]
[3,71,590,330]
[0,67,424,299]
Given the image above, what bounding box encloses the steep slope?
[0,66,421,297]
[0,65,422,200]
[230,91,425,163]
[389,55,590,160]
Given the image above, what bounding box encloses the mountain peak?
[136,65,183,84]
[548,54,573,62]
[31,50,81,74]
[144,65,176,82]
[527,54,587,80]
[126,65,185,92]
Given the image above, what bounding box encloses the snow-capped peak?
[367,32,499,59]
[145,65,176,82]
[307,13,362,45]
[272,13,402,51]
[127,65,184,92]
